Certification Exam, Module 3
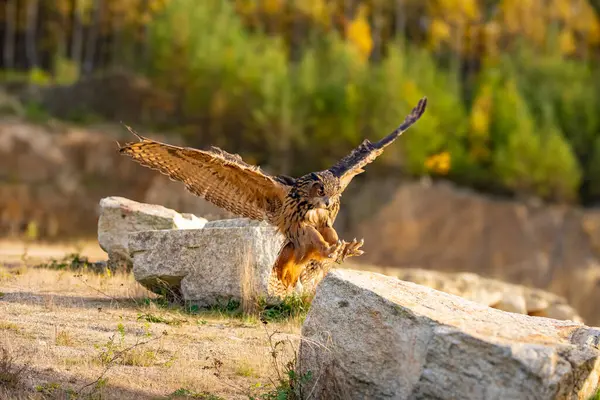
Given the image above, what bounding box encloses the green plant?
[0,347,29,389]
[35,382,62,395]
[23,102,51,123]
[168,388,225,399]
[259,294,312,323]
[137,312,186,326]
[249,325,314,400]
[94,323,164,369]
[28,67,52,86]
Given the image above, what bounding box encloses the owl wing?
[327,97,427,191]
[118,126,292,222]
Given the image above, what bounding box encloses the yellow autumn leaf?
[470,85,492,137]
[559,28,577,55]
[235,0,258,15]
[430,18,451,46]
[470,109,489,137]
[262,0,282,15]
[588,19,600,44]
[297,0,331,26]
[461,0,480,20]
[554,0,573,21]
[425,152,451,175]
[346,5,373,62]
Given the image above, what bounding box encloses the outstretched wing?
[328,97,427,190]
[118,126,292,222]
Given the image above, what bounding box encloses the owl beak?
[324,197,330,207]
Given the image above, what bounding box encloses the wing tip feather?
[120,121,146,141]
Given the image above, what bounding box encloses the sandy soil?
[0,262,301,399]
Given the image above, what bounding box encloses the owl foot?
[335,238,365,264]
[325,240,344,259]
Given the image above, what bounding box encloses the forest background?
[2,0,600,206]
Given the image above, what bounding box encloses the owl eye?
[317,186,325,196]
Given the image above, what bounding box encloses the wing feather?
[328,97,427,190]
[118,127,291,222]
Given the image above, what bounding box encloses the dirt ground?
[0,241,302,400]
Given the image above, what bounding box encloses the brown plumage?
[118,97,427,289]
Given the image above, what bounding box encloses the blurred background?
[1,0,600,323]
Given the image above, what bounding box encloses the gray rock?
[390,267,582,322]
[204,218,271,228]
[492,291,528,314]
[129,225,286,305]
[298,269,600,400]
[97,196,207,269]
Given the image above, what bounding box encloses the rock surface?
[357,266,583,322]
[204,218,271,228]
[129,223,286,305]
[299,269,600,400]
[98,196,207,269]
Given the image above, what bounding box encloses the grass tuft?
[0,347,29,389]
[168,387,225,399]
[55,329,77,347]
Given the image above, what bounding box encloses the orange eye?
[318,186,325,196]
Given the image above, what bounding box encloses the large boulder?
[299,269,600,400]
[356,266,583,322]
[129,222,287,305]
[98,196,207,270]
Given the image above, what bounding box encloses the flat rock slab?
[98,196,207,269]
[299,269,600,400]
[129,225,285,305]
[391,268,583,322]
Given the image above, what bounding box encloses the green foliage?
[36,253,93,271]
[4,0,600,204]
[53,56,80,85]
[490,78,582,202]
[254,369,313,400]
[137,312,185,326]
[35,382,63,395]
[27,68,51,86]
[169,388,225,399]
[259,294,312,323]
[23,102,51,123]
[94,323,159,368]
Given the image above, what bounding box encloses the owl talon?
[325,240,344,259]
[335,237,365,263]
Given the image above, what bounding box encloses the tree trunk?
[137,0,150,70]
[371,2,383,62]
[83,0,102,75]
[4,0,16,68]
[26,0,40,68]
[112,11,123,67]
[70,0,84,66]
[395,0,406,42]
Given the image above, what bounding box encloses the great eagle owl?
[119,97,427,289]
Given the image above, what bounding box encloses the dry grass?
[0,239,106,266]
[0,262,302,399]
